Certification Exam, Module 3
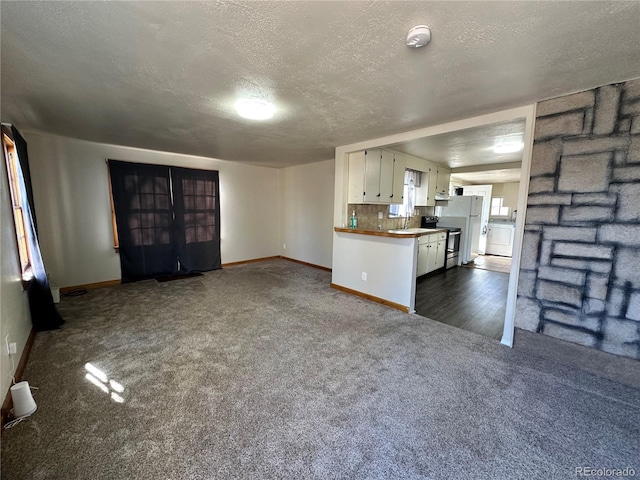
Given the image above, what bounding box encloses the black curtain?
[171,167,221,273]
[108,160,177,283]
[11,126,38,233]
[11,128,64,331]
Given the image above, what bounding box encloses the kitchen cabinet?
[417,231,447,276]
[417,241,431,276]
[434,239,446,270]
[486,223,515,257]
[348,149,404,204]
[364,149,381,202]
[419,162,450,206]
[435,165,451,197]
[379,150,394,202]
[390,151,405,204]
[347,151,365,204]
[424,163,437,206]
[414,163,431,207]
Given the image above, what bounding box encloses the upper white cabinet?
[436,165,451,197]
[425,163,437,206]
[421,163,451,205]
[364,149,382,202]
[390,151,406,204]
[347,148,448,206]
[415,167,430,207]
[347,151,366,204]
[348,149,405,204]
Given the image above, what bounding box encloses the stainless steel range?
[421,215,461,269]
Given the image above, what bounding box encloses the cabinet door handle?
[377,193,381,197]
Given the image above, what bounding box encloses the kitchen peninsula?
[331,227,447,313]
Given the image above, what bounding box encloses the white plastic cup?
[10,381,37,418]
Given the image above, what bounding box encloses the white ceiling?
[2,1,640,168]
[451,167,523,185]
[391,119,526,184]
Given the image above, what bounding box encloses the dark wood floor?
[415,266,508,340]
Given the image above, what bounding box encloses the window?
[180,177,216,244]
[2,128,32,278]
[491,197,510,216]
[108,160,221,282]
[107,165,120,250]
[107,165,218,248]
[389,169,421,217]
[124,173,172,247]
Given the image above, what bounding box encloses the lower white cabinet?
[417,242,431,276]
[417,232,447,276]
[434,239,446,270]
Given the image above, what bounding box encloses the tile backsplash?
[347,204,435,230]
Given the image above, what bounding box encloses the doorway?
[332,105,536,345]
[461,184,493,255]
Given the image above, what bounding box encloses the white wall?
[491,182,520,216]
[1,157,32,402]
[279,160,334,268]
[24,132,281,287]
[332,233,418,310]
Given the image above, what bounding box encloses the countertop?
[334,227,447,238]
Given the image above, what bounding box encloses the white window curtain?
[389,169,421,217]
[404,169,421,187]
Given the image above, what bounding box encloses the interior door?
[462,185,493,255]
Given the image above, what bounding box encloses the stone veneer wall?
[516,78,640,360]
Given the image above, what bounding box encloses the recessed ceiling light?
[235,99,275,120]
[493,142,523,154]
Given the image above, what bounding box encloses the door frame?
[332,104,536,345]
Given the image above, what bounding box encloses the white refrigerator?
[438,196,483,265]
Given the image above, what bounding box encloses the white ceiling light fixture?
[406,25,431,48]
[493,141,523,154]
[235,99,275,120]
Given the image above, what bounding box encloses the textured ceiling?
[391,119,526,167]
[392,119,525,184]
[2,1,640,168]
[451,168,522,185]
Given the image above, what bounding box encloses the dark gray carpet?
[2,259,639,479]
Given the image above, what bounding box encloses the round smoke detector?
[406,25,431,48]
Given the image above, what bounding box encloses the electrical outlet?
[5,335,17,355]
[361,272,367,281]
[283,243,286,249]
[378,212,383,220]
